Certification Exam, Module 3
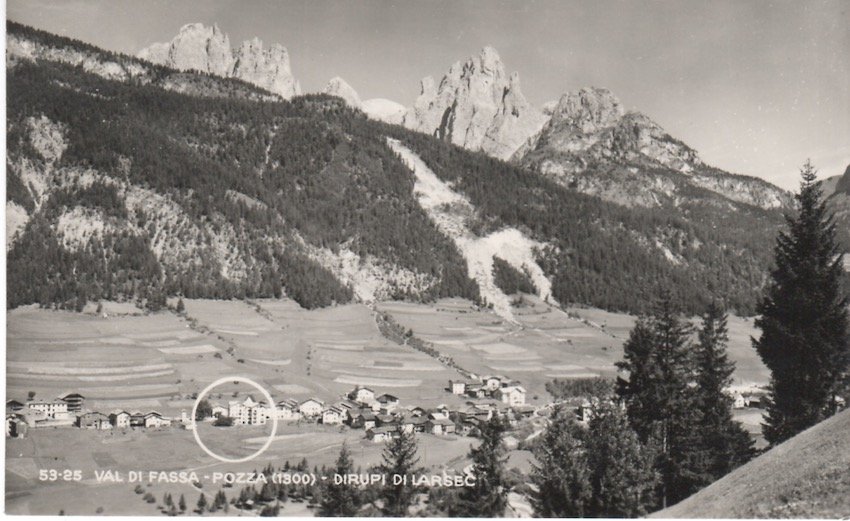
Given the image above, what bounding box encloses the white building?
[299,398,324,418]
[349,387,376,405]
[109,410,131,428]
[497,385,527,406]
[211,403,228,418]
[450,380,475,395]
[228,397,268,425]
[484,376,503,392]
[322,406,345,425]
[27,400,70,420]
[275,399,302,421]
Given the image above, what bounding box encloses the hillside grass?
[655,408,850,518]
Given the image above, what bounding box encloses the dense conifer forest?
[6,21,788,314]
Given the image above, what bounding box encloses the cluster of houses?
[6,393,175,438]
[205,384,535,443]
[7,377,536,443]
[449,375,527,406]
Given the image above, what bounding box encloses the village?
[6,374,774,445]
[5,374,540,444]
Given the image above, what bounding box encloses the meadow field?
[6,295,771,514]
[4,422,482,516]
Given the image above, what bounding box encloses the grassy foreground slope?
[655,408,850,518]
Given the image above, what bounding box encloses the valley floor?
[6,296,770,515]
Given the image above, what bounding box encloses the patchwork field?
[6,295,771,515]
[378,296,768,402]
[7,296,769,415]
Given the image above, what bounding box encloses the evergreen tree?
[178,494,186,512]
[585,400,658,517]
[319,443,362,516]
[694,302,755,480]
[196,493,207,514]
[753,161,850,445]
[616,293,702,508]
[453,415,509,517]
[529,406,591,517]
[376,429,421,516]
[259,502,280,516]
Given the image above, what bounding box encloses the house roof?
[369,426,398,434]
[429,418,455,426]
[57,392,85,400]
[377,394,399,402]
[301,398,325,406]
[501,385,527,394]
[402,415,429,425]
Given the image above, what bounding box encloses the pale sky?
[7,0,850,189]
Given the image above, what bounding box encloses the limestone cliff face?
[139,23,300,99]
[516,87,791,210]
[519,87,701,173]
[403,47,547,160]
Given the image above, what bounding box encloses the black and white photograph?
[3,0,850,517]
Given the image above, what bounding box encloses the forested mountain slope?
[6,21,789,316]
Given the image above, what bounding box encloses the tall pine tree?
[694,302,755,481]
[753,161,850,445]
[529,406,592,517]
[453,415,509,517]
[585,400,658,517]
[376,429,421,516]
[616,293,703,508]
[319,443,361,516]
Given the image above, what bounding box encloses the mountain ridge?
[6,20,792,317]
[138,22,301,99]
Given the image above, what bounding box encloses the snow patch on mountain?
[388,138,555,321]
[362,98,407,125]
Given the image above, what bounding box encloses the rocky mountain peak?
[550,87,625,133]
[323,76,361,109]
[138,23,300,99]
[403,46,546,160]
[470,45,505,77]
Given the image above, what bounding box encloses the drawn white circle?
[191,376,278,463]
